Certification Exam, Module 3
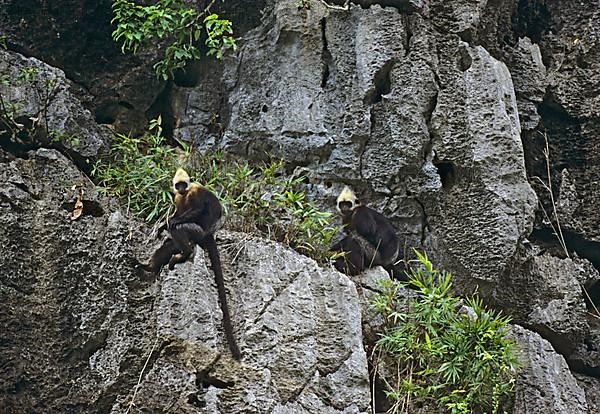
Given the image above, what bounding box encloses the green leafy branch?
[111,0,236,80]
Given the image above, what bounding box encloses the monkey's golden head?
[336,186,358,215]
[173,168,191,194]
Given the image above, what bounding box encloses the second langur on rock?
[147,168,241,360]
[330,186,402,278]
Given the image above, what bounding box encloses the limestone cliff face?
[1,0,600,413]
[0,149,371,413]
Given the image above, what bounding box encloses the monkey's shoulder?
[357,205,394,222]
[188,183,206,195]
[352,205,383,222]
[174,184,206,208]
[351,205,397,236]
[184,183,217,200]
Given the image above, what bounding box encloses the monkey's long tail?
[204,236,242,360]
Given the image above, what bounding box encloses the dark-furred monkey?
[148,168,241,360]
[330,186,401,277]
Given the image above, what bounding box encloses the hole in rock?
[364,61,393,105]
[433,160,458,189]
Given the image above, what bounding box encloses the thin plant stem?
[533,131,569,257]
[125,335,160,414]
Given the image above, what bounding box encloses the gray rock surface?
[499,252,599,355]
[0,148,370,413]
[2,0,600,412]
[509,37,547,131]
[511,325,588,414]
[0,148,141,413]
[425,41,537,291]
[521,3,600,244]
[575,373,600,414]
[0,49,110,164]
[569,314,600,381]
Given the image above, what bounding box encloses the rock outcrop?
[2,0,600,412]
[511,325,588,414]
[0,149,370,413]
[0,49,110,164]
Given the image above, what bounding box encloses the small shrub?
[0,65,64,149]
[91,117,185,222]
[372,251,520,414]
[111,0,236,80]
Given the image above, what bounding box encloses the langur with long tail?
[148,168,241,360]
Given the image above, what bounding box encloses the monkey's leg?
[334,254,362,276]
[168,227,195,270]
[175,223,208,241]
[146,238,180,273]
[377,236,400,268]
[348,231,385,268]
[384,261,410,282]
[332,235,365,276]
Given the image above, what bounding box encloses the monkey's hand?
[330,241,342,251]
[156,222,168,237]
[167,218,181,231]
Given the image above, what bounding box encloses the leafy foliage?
[111,0,236,80]
[92,120,339,261]
[92,117,184,222]
[373,251,520,414]
[203,14,235,59]
[296,0,313,9]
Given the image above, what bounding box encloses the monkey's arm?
[156,222,168,236]
[330,240,342,251]
[348,208,378,239]
[168,204,206,229]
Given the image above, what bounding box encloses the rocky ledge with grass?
[0,148,369,413]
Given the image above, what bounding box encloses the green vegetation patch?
[91,118,179,222]
[111,0,236,80]
[92,119,338,262]
[373,251,520,414]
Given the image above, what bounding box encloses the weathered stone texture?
[0,49,110,163]
[0,149,370,414]
[511,325,588,414]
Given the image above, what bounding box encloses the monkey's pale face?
[337,200,356,215]
[174,181,189,194]
[173,168,191,194]
[336,186,357,215]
